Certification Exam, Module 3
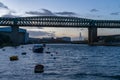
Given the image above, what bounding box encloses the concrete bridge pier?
[88,27,98,45]
[11,26,19,45]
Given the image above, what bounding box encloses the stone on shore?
[34,64,44,73]
[10,56,19,61]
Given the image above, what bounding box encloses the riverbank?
[1,41,120,48]
[89,42,120,46]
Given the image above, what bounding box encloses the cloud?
[22,27,43,31]
[0,2,16,17]
[84,13,103,19]
[2,13,19,18]
[55,11,77,16]
[41,9,54,15]
[90,9,99,12]
[0,2,8,9]
[26,9,55,16]
[28,30,55,38]
[110,12,120,15]
[26,8,77,16]
[9,10,16,13]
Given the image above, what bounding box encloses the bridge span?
[0,16,120,44]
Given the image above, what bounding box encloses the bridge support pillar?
[11,26,20,45]
[88,27,97,45]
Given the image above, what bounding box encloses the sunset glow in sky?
[0,0,120,40]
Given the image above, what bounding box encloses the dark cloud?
[26,9,55,16]
[55,11,77,16]
[41,9,54,15]
[26,11,44,15]
[0,2,8,9]
[110,12,120,15]
[90,9,99,12]
[26,8,77,16]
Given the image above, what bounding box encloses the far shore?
[88,42,120,47]
[1,42,120,48]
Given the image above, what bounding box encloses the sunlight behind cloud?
[0,9,9,16]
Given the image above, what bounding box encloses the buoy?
[43,44,46,47]
[45,52,51,54]
[34,64,44,73]
[21,52,27,55]
[10,56,19,61]
[2,49,5,51]
[51,54,53,56]
[56,52,58,54]
[33,46,44,53]
[53,57,56,59]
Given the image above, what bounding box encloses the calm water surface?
[0,44,120,80]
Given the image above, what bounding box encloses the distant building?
[28,37,71,43]
[42,37,54,40]
[41,37,55,42]
[98,35,120,43]
[79,32,84,41]
[56,37,71,42]
[28,38,41,43]
[0,27,29,44]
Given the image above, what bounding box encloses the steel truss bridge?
[0,16,120,28]
[0,16,120,44]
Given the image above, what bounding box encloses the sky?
[0,0,120,40]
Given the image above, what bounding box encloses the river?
[0,44,120,80]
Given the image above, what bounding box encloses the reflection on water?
[0,44,120,80]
